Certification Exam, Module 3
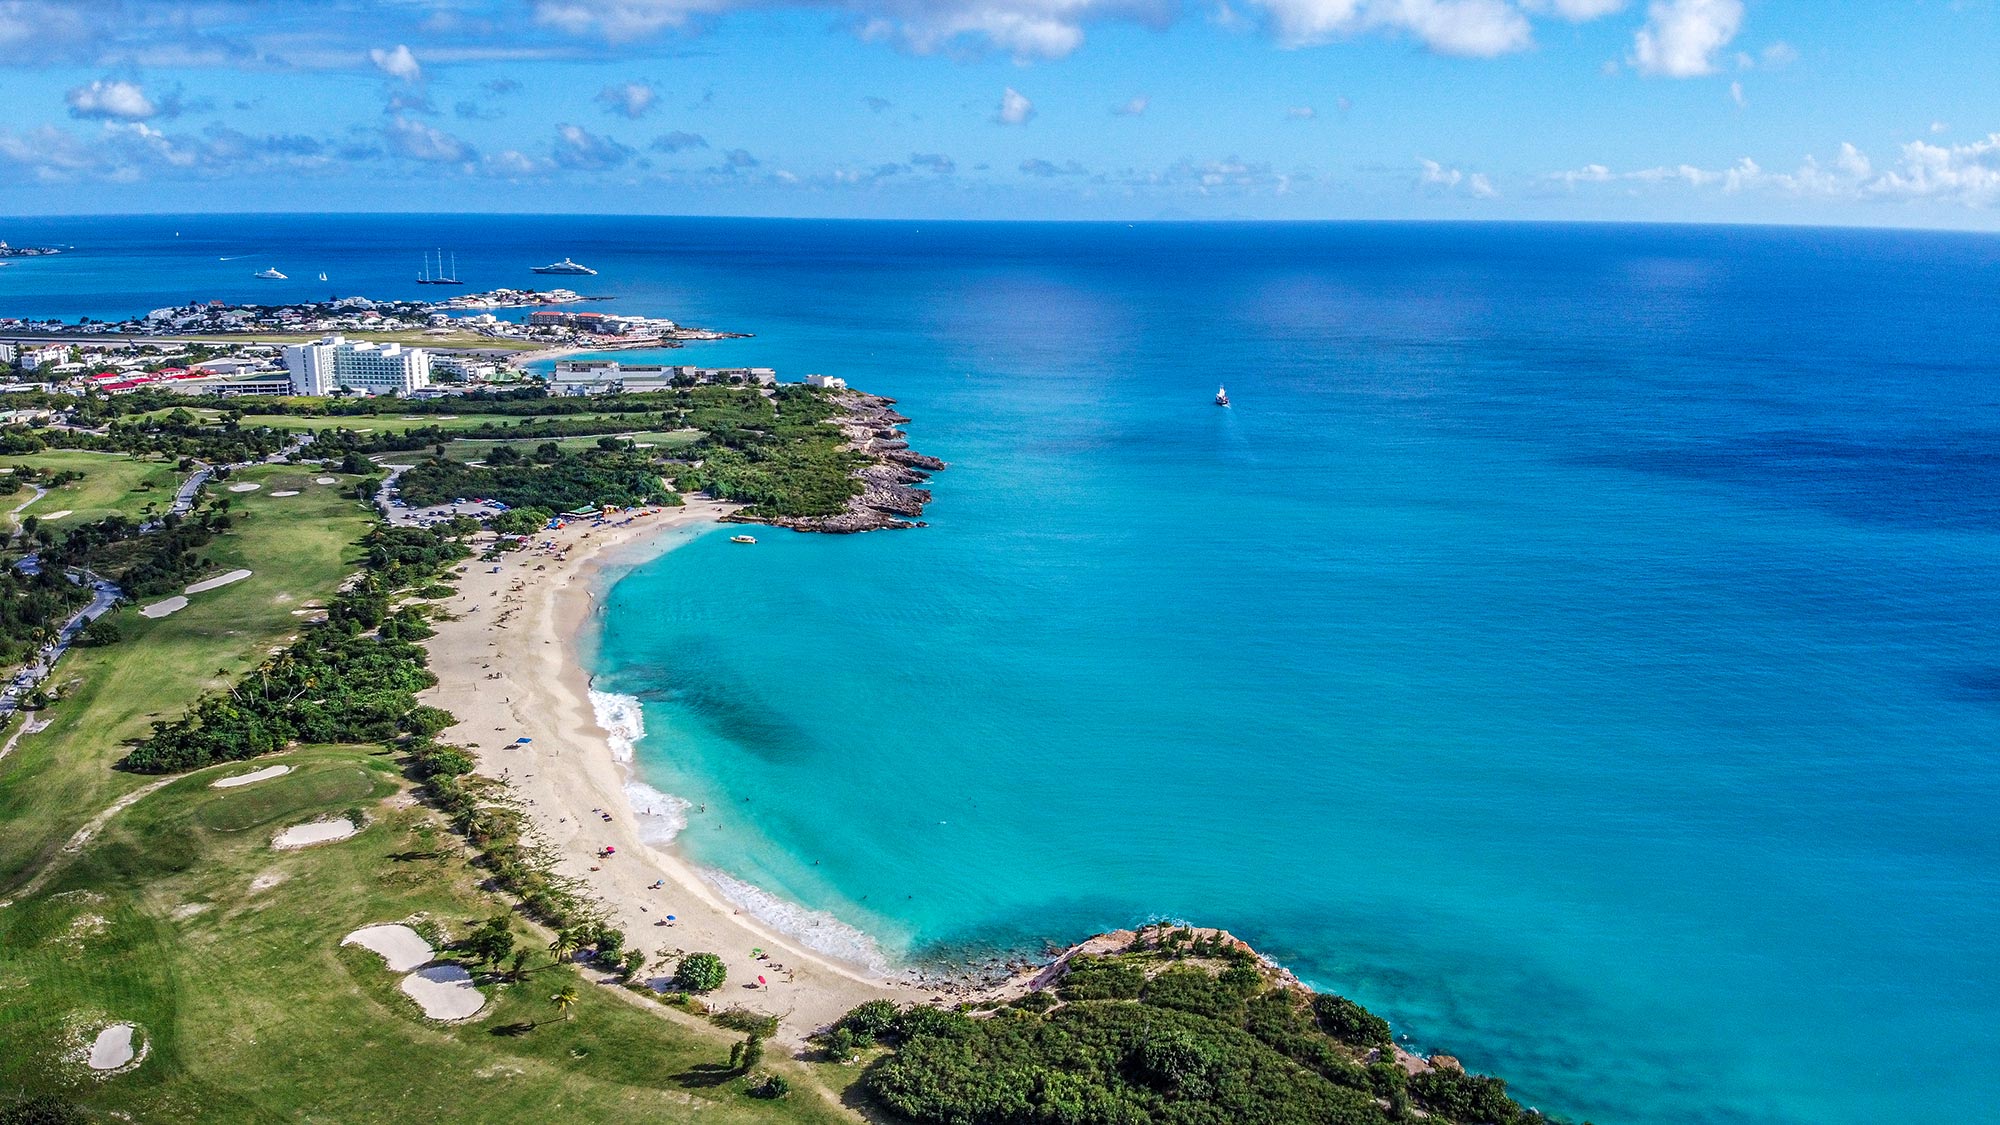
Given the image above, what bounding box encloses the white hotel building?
[282,335,432,396]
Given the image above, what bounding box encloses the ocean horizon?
[8,214,1999,1124]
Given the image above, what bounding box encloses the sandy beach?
[418,499,940,1039]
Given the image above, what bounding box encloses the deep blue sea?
[6,215,1999,1125]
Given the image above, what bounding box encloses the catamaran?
[1215,385,1230,407]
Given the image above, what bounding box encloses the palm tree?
[510,948,531,983]
[550,985,578,1022]
[548,930,576,966]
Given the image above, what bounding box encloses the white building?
[283,334,432,396]
[20,345,68,372]
[431,353,499,382]
[804,373,847,390]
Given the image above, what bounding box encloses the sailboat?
[1214,385,1230,407]
[317,271,328,282]
[416,249,464,286]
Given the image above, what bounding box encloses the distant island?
[0,240,64,258]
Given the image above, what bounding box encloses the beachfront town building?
[549,360,775,395]
[805,373,848,390]
[20,344,69,372]
[431,353,499,382]
[283,334,433,396]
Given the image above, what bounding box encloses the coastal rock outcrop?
[732,390,949,534]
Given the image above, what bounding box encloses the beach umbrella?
[666,915,675,921]
[515,737,532,744]
[758,975,767,987]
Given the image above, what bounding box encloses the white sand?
[315,476,339,485]
[40,509,72,520]
[272,819,357,849]
[227,482,262,492]
[87,1024,135,1070]
[343,924,435,971]
[139,596,188,619]
[271,490,300,497]
[417,500,956,1040]
[185,569,253,595]
[211,764,291,789]
[400,964,484,1020]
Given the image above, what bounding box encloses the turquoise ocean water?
[7,216,1999,1124]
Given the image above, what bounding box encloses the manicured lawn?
[0,745,853,1123]
[3,450,184,527]
[231,412,643,435]
[449,429,700,461]
[0,466,375,892]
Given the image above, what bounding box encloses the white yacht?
[253,267,287,280]
[531,258,597,276]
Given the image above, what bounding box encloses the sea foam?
[589,689,689,844]
[701,867,893,976]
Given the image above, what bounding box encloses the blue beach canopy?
[515,737,532,744]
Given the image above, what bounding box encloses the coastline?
[418,499,941,1039]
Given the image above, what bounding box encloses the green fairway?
[449,429,701,461]
[231,412,645,435]
[0,745,851,1124]
[0,465,375,893]
[3,450,184,527]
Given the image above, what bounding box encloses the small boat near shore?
[1215,384,1230,407]
[730,534,758,544]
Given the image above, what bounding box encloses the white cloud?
[594,81,657,118]
[384,115,469,162]
[552,122,635,168]
[1630,0,1741,78]
[1547,133,2000,209]
[1728,79,1743,106]
[370,44,423,82]
[996,86,1035,125]
[1468,171,1497,197]
[1286,104,1316,119]
[1113,95,1149,116]
[1419,157,1496,196]
[64,79,157,120]
[1521,0,1623,16]
[1251,0,1534,57]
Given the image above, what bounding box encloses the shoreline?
[418,499,945,1039]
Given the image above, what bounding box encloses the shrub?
[1408,1069,1525,1123]
[748,1075,790,1099]
[1314,993,1394,1049]
[1057,955,1145,1000]
[837,998,901,1040]
[78,616,123,647]
[675,951,727,992]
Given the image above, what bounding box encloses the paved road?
[3,431,316,717]
[1,574,118,718]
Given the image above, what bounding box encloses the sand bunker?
[314,476,338,485]
[40,509,72,520]
[88,1024,135,1070]
[270,490,300,497]
[211,763,291,789]
[342,924,435,971]
[139,597,188,618]
[227,482,262,492]
[185,569,252,595]
[273,818,358,849]
[400,964,485,1020]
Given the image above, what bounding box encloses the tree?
[549,929,578,964]
[79,615,124,647]
[550,984,579,1021]
[674,951,727,992]
[510,948,532,983]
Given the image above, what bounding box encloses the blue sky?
[0,0,1996,226]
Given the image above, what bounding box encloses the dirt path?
[10,777,174,899]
